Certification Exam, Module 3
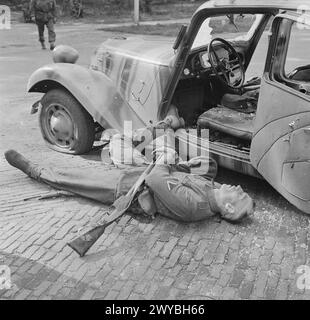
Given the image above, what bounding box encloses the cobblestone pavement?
[1,21,310,300]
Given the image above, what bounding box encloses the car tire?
[39,89,95,155]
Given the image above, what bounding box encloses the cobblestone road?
[1,20,310,300]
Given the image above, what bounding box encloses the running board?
[176,130,261,179]
[208,141,261,178]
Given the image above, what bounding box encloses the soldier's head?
[213,184,254,222]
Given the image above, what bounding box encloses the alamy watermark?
[103,120,210,168]
[296,265,310,290]
[0,265,11,290]
[0,5,11,30]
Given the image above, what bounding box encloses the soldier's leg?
[36,21,46,49]
[4,150,144,205]
[46,19,56,50]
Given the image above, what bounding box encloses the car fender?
[27,63,145,131]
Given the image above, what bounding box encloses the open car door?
[250,12,310,214]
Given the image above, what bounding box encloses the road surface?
[0,20,310,300]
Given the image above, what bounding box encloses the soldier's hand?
[153,120,170,130]
[53,17,57,23]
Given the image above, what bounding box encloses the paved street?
[1,20,310,300]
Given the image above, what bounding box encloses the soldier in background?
[30,0,57,50]
[22,1,33,23]
[70,0,83,18]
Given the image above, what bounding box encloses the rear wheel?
[39,89,95,154]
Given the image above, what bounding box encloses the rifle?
[67,158,160,257]
[23,190,74,201]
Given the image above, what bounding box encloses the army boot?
[4,150,40,178]
[50,42,55,51]
[40,41,47,50]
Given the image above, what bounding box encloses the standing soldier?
[30,0,57,50]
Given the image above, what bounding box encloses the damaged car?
[27,0,310,214]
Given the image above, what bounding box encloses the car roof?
[197,0,310,11]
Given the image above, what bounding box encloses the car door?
[250,12,310,214]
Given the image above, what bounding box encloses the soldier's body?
[30,0,57,50]
[5,148,254,223]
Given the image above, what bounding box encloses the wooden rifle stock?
[67,220,114,258]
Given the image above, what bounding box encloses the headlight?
[53,45,79,64]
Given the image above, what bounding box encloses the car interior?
[170,13,310,151]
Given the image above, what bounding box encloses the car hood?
[94,36,176,67]
[89,36,177,127]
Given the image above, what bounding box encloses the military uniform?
[5,150,218,223]
[30,0,57,49]
[146,164,219,222]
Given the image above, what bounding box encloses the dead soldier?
[4,118,254,255]
[5,146,253,221]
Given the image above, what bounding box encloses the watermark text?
[0,265,11,290]
[0,5,11,30]
[296,265,310,290]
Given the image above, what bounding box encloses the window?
[284,21,310,78]
[192,14,264,49]
[272,18,310,94]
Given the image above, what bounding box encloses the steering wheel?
[208,38,245,89]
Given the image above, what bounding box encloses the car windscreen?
[192,14,264,49]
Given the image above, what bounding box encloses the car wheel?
[39,89,95,154]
